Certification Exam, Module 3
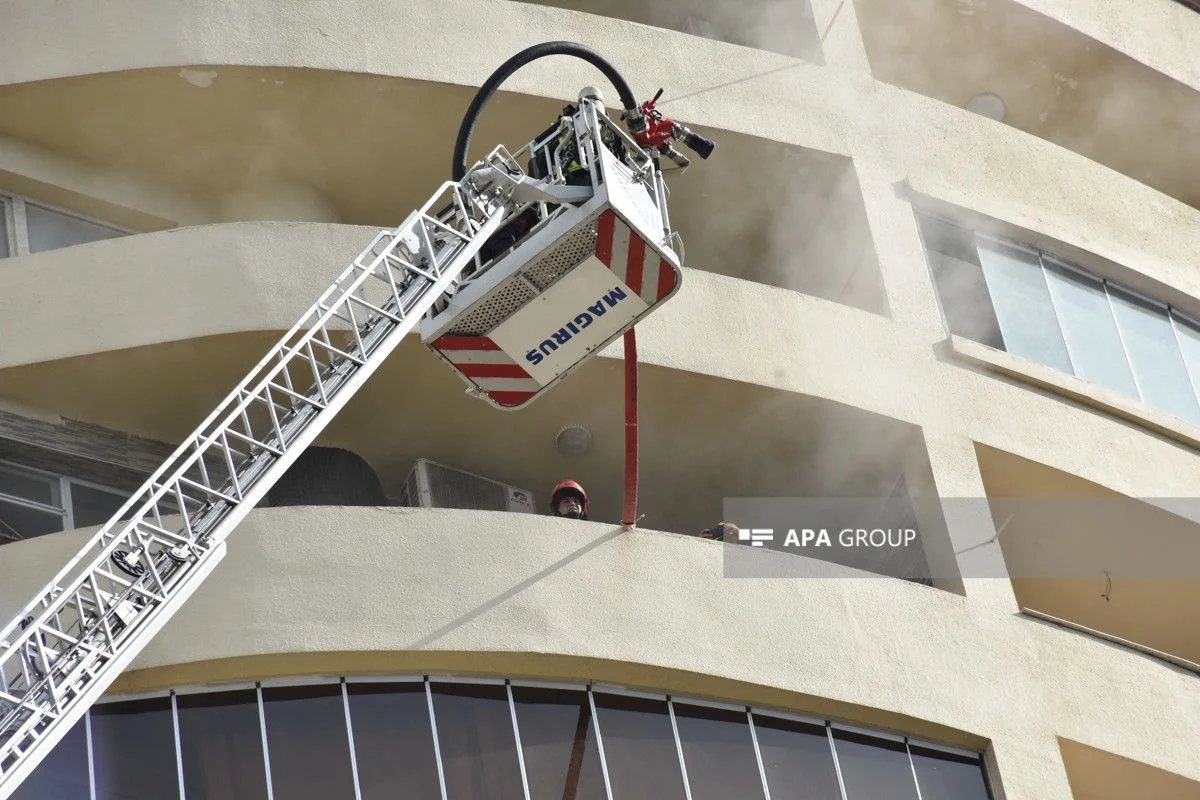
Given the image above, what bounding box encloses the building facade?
[2,0,1200,797]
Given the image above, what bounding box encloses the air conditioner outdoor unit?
[398,458,537,514]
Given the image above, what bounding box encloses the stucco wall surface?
[3,222,1200,507]
[3,0,1200,309]
[0,507,1197,797]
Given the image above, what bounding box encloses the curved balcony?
[1,507,1198,786]
[2,223,1200,509]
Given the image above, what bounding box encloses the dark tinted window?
[177,689,268,800]
[910,745,992,800]
[430,682,524,800]
[752,715,842,800]
[592,693,686,800]
[832,729,919,800]
[673,703,764,800]
[10,718,89,800]
[261,684,356,800]
[347,682,442,800]
[91,697,179,800]
[512,686,607,800]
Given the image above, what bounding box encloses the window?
[0,191,127,259]
[0,460,130,544]
[20,677,996,800]
[261,684,357,800]
[919,211,1200,430]
[90,697,180,800]
[1,196,11,258]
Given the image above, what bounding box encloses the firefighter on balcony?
[699,522,739,542]
[551,479,589,520]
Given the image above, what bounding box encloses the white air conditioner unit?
[398,458,537,514]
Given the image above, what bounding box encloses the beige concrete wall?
[3,1,1198,317]
[4,222,1200,511]
[2,508,1197,800]
[0,133,215,228]
[3,0,1196,96]
[1011,0,1200,91]
[3,0,1200,794]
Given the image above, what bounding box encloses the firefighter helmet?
[551,479,589,520]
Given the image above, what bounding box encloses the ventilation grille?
[399,467,421,507]
[523,221,598,290]
[446,219,599,336]
[424,461,509,511]
[447,280,538,336]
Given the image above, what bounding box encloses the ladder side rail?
[0,180,516,796]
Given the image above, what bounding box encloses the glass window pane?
[0,465,58,507]
[10,717,89,800]
[512,686,606,800]
[976,239,1073,372]
[831,730,919,800]
[0,498,65,543]
[177,689,268,800]
[346,682,442,800]
[916,215,1004,347]
[1108,287,1200,425]
[1173,313,1200,408]
[917,215,978,264]
[430,682,524,800]
[25,204,123,254]
[928,250,1004,348]
[673,703,764,800]
[910,746,991,800]
[752,715,842,800]
[70,483,130,528]
[0,199,10,258]
[1043,260,1139,399]
[91,697,180,800]
[261,684,356,800]
[592,693,687,800]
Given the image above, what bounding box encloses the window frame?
[0,458,130,538]
[916,208,1200,431]
[0,190,132,258]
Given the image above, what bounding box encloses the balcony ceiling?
[0,67,848,287]
[857,0,1200,208]
[0,333,916,536]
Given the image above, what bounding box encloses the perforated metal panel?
[399,466,420,507]
[446,279,538,336]
[522,220,598,290]
[445,218,601,336]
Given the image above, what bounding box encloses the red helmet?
[551,479,588,520]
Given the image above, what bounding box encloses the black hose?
[452,42,640,182]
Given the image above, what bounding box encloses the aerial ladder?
[0,42,715,798]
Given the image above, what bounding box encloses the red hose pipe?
[621,329,639,529]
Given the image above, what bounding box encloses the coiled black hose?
[451,42,641,182]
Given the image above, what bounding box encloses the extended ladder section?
[0,158,522,798]
[0,93,687,799]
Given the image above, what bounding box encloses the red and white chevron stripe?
[594,210,678,305]
[432,335,541,407]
